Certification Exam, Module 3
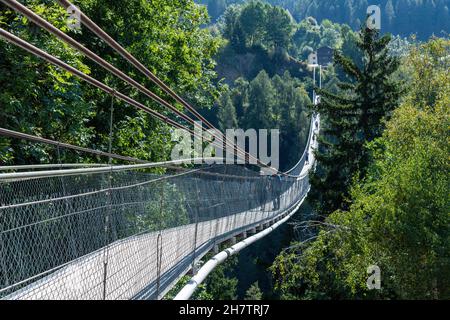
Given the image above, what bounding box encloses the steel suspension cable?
[0,127,148,164]
[55,0,214,129]
[0,28,242,167]
[2,1,279,172]
[0,3,253,168]
[0,28,208,143]
[0,28,192,130]
[0,0,199,127]
[54,0,267,170]
[0,33,253,174]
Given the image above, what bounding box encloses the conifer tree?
[244,71,276,129]
[310,26,402,215]
[218,93,239,131]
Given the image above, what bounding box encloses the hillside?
[198,0,450,40]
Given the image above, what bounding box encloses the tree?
[201,257,239,300]
[340,24,362,70]
[272,38,450,300]
[229,78,250,119]
[244,70,276,129]
[0,0,223,165]
[238,1,267,47]
[271,72,310,169]
[0,1,94,165]
[219,71,310,171]
[265,6,295,49]
[221,1,295,52]
[245,281,263,300]
[76,0,223,162]
[219,4,247,52]
[201,0,450,40]
[291,18,346,60]
[218,92,238,131]
[309,26,402,215]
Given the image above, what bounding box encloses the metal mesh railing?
[0,115,319,300]
[0,0,320,299]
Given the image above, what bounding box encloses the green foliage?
[281,0,450,40]
[0,1,94,164]
[197,0,245,22]
[167,253,239,300]
[199,0,450,41]
[292,18,348,60]
[165,259,239,300]
[245,281,263,300]
[271,38,450,300]
[309,26,402,215]
[0,0,222,165]
[126,182,190,235]
[75,0,224,163]
[217,71,310,170]
[164,275,191,300]
[213,2,361,90]
[219,1,295,52]
[198,255,239,300]
[244,70,276,129]
[164,274,215,300]
[217,90,238,131]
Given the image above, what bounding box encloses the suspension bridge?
[0,0,321,300]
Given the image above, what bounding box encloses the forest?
[0,0,449,300]
[198,0,450,40]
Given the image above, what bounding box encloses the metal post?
[191,179,200,274]
[213,166,226,249]
[156,234,163,299]
[108,91,115,164]
[156,183,163,297]
[0,207,9,288]
[312,66,316,102]
[319,65,322,90]
[102,92,115,300]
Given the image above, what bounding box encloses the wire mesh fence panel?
[0,115,319,300]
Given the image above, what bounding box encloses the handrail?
[0,158,215,180]
[284,113,318,176]
[0,163,110,171]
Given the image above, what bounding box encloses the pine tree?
[244,70,276,129]
[310,26,402,215]
[218,93,238,131]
